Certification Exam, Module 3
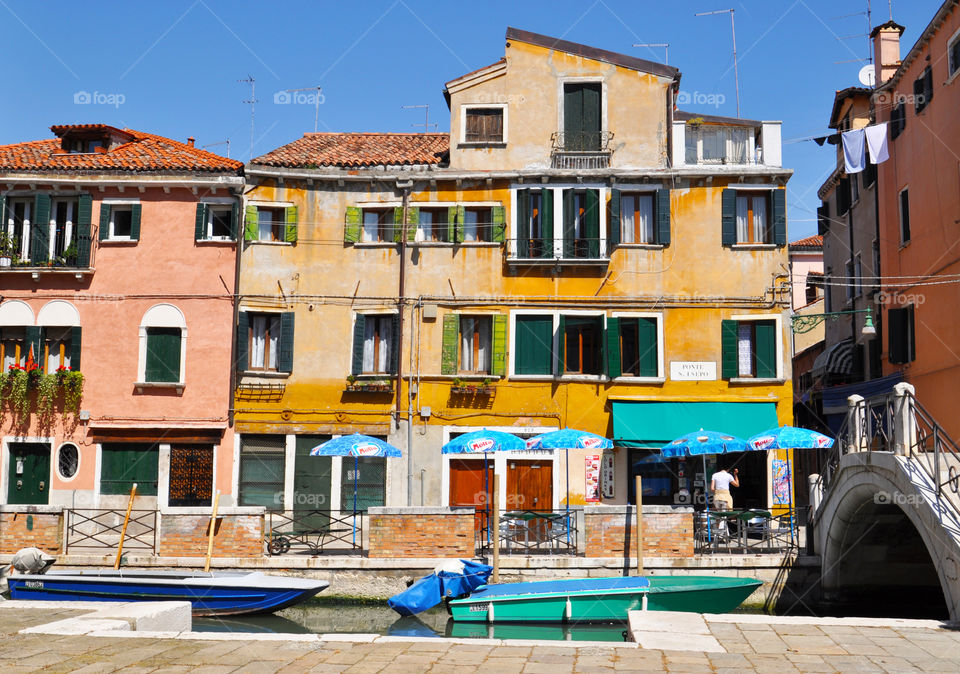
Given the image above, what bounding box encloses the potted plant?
[481,377,495,395]
[0,232,15,268]
[346,374,357,391]
[62,369,84,412]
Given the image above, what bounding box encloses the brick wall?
[584,506,694,558]
[367,507,475,558]
[157,513,264,558]
[0,509,63,554]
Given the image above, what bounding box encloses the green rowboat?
[447,575,762,623]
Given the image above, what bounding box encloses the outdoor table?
[502,511,566,550]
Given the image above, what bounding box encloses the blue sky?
[0,0,942,239]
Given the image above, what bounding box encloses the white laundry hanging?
[865,123,890,164]
[842,129,866,173]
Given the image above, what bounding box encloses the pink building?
[0,124,243,511]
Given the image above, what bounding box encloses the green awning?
[612,401,779,449]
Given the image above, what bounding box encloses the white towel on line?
[865,123,889,164]
[842,128,866,173]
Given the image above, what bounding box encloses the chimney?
[871,20,905,85]
[187,137,195,147]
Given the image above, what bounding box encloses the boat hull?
[448,575,761,623]
[7,570,328,616]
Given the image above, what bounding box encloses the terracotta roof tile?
[251,133,449,168]
[789,235,823,249]
[0,125,243,173]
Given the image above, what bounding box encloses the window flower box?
[345,380,393,393]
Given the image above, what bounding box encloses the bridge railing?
[909,398,960,509]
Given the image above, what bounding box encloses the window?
[237,311,294,374]
[836,178,851,216]
[66,137,105,154]
[168,445,214,507]
[560,315,603,375]
[891,101,906,139]
[872,242,881,293]
[464,107,504,144]
[611,189,670,246]
[612,317,659,378]
[722,189,785,246]
[824,271,834,313]
[440,313,506,376]
[350,314,397,375]
[721,319,778,379]
[98,202,141,241]
[196,203,237,240]
[145,328,181,383]
[417,208,449,242]
[516,188,553,258]
[459,316,491,373]
[817,202,830,235]
[862,160,877,188]
[805,274,823,305]
[888,305,916,364]
[463,207,493,243]
[563,82,602,151]
[899,188,910,243]
[563,189,600,258]
[685,125,752,164]
[238,435,285,509]
[341,456,386,513]
[0,327,25,369]
[950,31,960,77]
[850,173,860,206]
[100,443,158,496]
[844,260,855,302]
[855,255,863,297]
[50,198,78,263]
[914,67,934,114]
[4,198,31,260]
[57,443,79,480]
[44,326,76,373]
[362,208,395,243]
[514,315,554,375]
[244,204,297,243]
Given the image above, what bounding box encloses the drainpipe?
[228,186,244,425]
[395,180,413,505]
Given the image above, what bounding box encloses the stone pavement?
[3,604,960,672]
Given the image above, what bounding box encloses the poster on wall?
[772,458,791,506]
[601,453,615,499]
[585,454,601,502]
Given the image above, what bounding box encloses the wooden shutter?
[585,189,600,258]
[637,317,658,377]
[720,189,736,245]
[562,190,575,258]
[344,206,361,243]
[244,205,258,241]
[76,194,92,267]
[235,311,249,373]
[906,304,916,362]
[772,189,786,245]
[563,84,582,149]
[721,319,739,378]
[754,321,777,379]
[24,326,43,364]
[392,206,404,243]
[230,201,239,240]
[817,203,830,235]
[539,189,553,258]
[389,313,400,374]
[608,188,620,249]
[491,205,505,244]
[491,314,507,377]
[405,206,419,242]
[440,313,459,375]
[888,306,915,364]
[98,204,111,241]
[195,203,208,240]
[145,328,181,383]
[31,193,50,264]
[837,178,850,215]
[70,326,82,371]
[284,206,298,243]
[278,312,295,373]
[351,315,366,375]
[447,205,458,244]
[655,188,671,246]
[455,205,467,243]
[557,314,567,373]
[605,316,621,378]
[129,204,142,241]
[514,316,552,375]
[515,190,529,256]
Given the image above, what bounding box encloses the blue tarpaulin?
[388,560,493,616]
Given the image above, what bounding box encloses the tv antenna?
[239,75,257,160]
[202,139,231,158]
[401,104,438,133]
[831,1,873,66]
[633,43,669,64]
[285,86,323,132]
[695,9,740,117]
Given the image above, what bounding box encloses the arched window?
[138,304,186,387]
[37,300,81,373]
[0,300,35,370]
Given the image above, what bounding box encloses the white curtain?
[362,213,378,242]
[620,195,654,244]
[363,316,391,373]
[728,128,749,164]
[621,196,635,244]
[463,210,479,242]
[736,196,749,242]
[752,196,767,243]
[737,323,753,377]
[460,317,490,372]
[257,210,272,241]
[251,316,267,368]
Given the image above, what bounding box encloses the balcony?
[550,131,614,170]
[0,235,92,279]
[672,118,782,169]
[506,237,610,265]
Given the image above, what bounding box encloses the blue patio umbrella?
[746,426,835,451]
[310,434,402,545]
[660,430,749,458]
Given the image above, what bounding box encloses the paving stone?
[780,634,849,655]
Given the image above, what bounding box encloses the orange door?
[449,458,493,531]
[507,460,553,511]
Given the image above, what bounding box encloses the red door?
[449,459,493,532]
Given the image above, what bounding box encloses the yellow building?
[235,28,794,518]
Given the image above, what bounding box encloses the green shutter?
[195,203,208,240]
[76,194,92,267]
[31,193,50,264]
[145,328,181,383]
[721,189,736,246]
[755,321,777,379]
[351,315,366,375]
[491,205,505,243]
[278,312,295,373]
[514,316,553,375]
[284,206,297,243]
[389,313,400,374]
[406,206,419,242]
[0,196,5,233]
[70,326,82,371]
[656,188,671,246]
[344,206,361,243]
[244,205,258,242]
[557,314,566,373]
[98,204,111,241]
[101,445,159,496]
[608,188,620,249]
[236,311,249,373]
[564,84,582,148]
[562,190,575,258]
[772,189,786,245]
[129,204,141,241]
[540,188,553,258]
[721,319,739,379]
[447,205,458,244]
[491,314,507,377]
[637,317,658,377]
[605,316,621,378]
[907,305,916,362]
[392,206,404,243]
[440,313,459,375]
[515,190,529,256]
[230,201,239,240]
[585,189,600,258]
[24,326,43,364]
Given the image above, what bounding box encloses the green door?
[7,443,50,505]
[294,435,332,532]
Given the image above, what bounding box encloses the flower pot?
[0,257,11,268]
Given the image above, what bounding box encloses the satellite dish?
[858,64,876,87]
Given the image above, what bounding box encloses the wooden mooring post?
[204,491,221,573]
[635,476,644,575]
[114,483,137,570]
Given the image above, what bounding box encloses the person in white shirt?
[711,464,740,510]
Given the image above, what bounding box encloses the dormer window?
[461,105,506,145]
[65,137,106,154]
